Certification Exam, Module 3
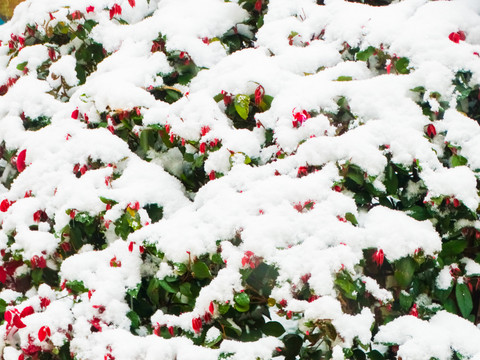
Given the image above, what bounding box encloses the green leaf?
[146,278,160,306]
[367,350,385,360]
[234,292,250,312]
[345,212,358,225]
[66,280,88,294]
[336,76,353,82]
[335,276,357,300]
[394,257,416,288]
[144,204,163,223]
[213,93,224,102]
[234,94,250,120]
[356,46,375,61]
[127,283,141,299]
[127,310,141,330]
[406,206,430,221]
[16,62,27,71]
[158,279,177,293]
[395,57,410,74]
[451,155,468,167]
[191,261,212,279]
[456,283,473,318]
[283,334,303,360]
[262,321,285,337]
[347,169,364,185]
[384,164,398,195]
[139,129,154,153]
[441,239,467,257]
[399,291,414,311]
[31,268,43,285]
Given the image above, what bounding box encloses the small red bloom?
[286,310,293,319]
[201,126,210,136]
[426,124,436,138]
[333,185,342,192]
[192,317,202,333]
[0,266,6,284]
[297,166,309,177]
[71,108,79,119]
[202,37,209,44]
[453,198,460,208]
[0,199,11,212]
[209,301,215,314]
[48,47,56,61]
[209,171,216,180]
[71,10,82,19]
[40,297,51,309]
[128,242,134,252]
[86,6,95,13]
[372,249,384,267]
[33,210,46,223]
[292,109,310,127]
[199,142,206,153]
[203,311,211,323]
[20,306,34,318]
[221,90,232,106]
[254,0,262,12]
[409,303,418,317]
[38,326,51,342]
[110,256,121,267]
[279,299,287,307]
[13,315,26,328]
[128,0,135,7]
[16,149,27,172]
[168,326,174,336]
[70,210,76,219]
[254,85,265,106]
[449,32,465,43]
[109,4,122,19]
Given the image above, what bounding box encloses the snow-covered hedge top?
[0,0,480,359]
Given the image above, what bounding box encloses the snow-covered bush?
[0,0,480,359]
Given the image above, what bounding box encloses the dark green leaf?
[356,46,375,61]
[441,239,467,257]
[158,279,177,293]
[191,261,212,279]
[384,164,398,195]
[262,321,285,337]
[127,310,141,330]
[367,350,384,360]
[234,292,250,312]
[406,206,430,221]
[456,283,473,318]
[394,257,416,288]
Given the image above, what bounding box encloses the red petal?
[13,315,26,328]
[0,266,6,284]
[4,310,12,324]
[38,326,47,341]
[16,149,26,172]
[20,306,34,318]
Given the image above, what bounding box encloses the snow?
[0,0,480,358]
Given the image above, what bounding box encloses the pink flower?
[372,249,384,267]
[86,6,95,13]
[426,124,436,138]
[254,85,265,106]
[16,149,27,172]
[192,317,202,333]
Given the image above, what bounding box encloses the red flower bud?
[0,199,11,212]
[71,108,79,119]
[16,149,27,172]
[192,317,202,333]
[86,6,95,13]
[38,325,51,342]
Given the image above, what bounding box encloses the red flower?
[202,37,209,44]
[297,166,309,177]
[20,306,34,318]
[31,255,47,269]
[16,149,27,172]
[292,109,310,128]
[128,201,140,211]
[168,326,174,336]
[192,317,202,333]
[109,4,122,19]
[279,299,287,307]
[0,266,6,284]
[0,199,11,212]
[333,185,342,192]
[70,210,76,219]
[372,249,384,267]
[128,0,135,7]
[449,31,466,43]
[209,171,216,180]
[201,126,210,136]
[71,10,83,19]
[254,85,265,106]
[221,90,232,106]
[38,326,51,342]
[426,124,436,138]
[33,210,47,223]
[110,256,121,267]
[254,0,262,12]
[40,297,51,309]
[409,303,418,317]
[86,6,95,13]
[203,311,211,323]
[199,142,206,154]
[71,108,79,119]
[0,85,8,96]
[453,198,460,208]
[48,47,56,61]
[13,314,26,328]
[128,242,134,252]
[209,301,215,314]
